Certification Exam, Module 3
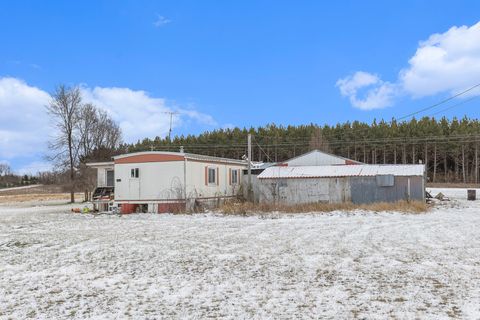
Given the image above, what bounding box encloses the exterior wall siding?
[97,168,106,187]
[114,160,245,204]
[350,176,424,204]
[258,176,424,205]
[257,177,351,204]
[186,160,244,199]
[115,161,185,201]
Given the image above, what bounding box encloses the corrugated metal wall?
[350,176,424,204]
[257,175,424,205]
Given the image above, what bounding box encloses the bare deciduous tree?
[46,85,123,202]
[0,163,11,176]
[79,104,122,155]
[77,104,122,200]
[78,103,97,157]
[46,85,82,203]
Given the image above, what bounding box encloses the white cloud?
[179,109,217,127]
[0,77,50,160]
[153,15,171,27]
[400,21,480,98]
[338,21,480,109]
[336,71,397,110]
[0,77,217,171]
[81,86,217,143]
[81,87,172,142]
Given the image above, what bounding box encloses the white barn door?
[129,179,140,200]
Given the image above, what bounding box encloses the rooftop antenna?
[164,111,180,142]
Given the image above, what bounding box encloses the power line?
[136,85,480,151]
[430,95,479,117]
[138,134,480,152]
[140,133,480,147]
[254,141,274,163]
[205,84,480,141]
[396,82,480,121]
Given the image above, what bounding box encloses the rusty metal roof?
[258,164,425,179]
[111,151,247,166]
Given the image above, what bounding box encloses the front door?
[106,170,114,187]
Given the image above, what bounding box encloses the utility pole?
[247,133,252,202]
[164,111,180,141]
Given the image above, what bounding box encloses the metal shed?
[256,164,425,205]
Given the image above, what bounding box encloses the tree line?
[127,116,480,184]
[0,163,40,189]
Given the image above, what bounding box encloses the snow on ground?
[0,189,479,319]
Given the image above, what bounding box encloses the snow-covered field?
[0,188,479,319]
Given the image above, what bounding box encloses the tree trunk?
[444,151,448,182]
[462,145,466,183]
[424,143,428,167]
[402,144,407,164]
[476,143,479,184]
[455,151,459,182]
[274,138,278,162]
[68,132,75,204]
[433,143,437,183]
[394,146,397,164]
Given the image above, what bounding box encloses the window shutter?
[229,168,232,185]
[205,166,208,186]
[216,167,219,185]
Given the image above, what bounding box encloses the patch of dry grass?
[218,200,428,215]
[0,184,65,195]
[0,193,84,204]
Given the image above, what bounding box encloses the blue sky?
[1,1,480,173]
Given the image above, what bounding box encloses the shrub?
[218,200,427,215]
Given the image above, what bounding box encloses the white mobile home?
[88,151,247,213]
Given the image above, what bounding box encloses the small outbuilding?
[242,150,362,203]
[256,164,425,205]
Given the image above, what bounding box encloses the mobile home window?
[131,168,139,178]
[231,169,239,185]
[208,167,216,184]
